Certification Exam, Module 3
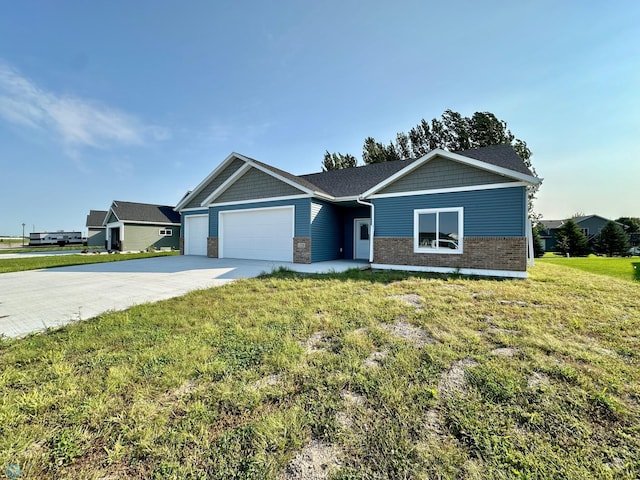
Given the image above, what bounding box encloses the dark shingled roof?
[298,144,534,197]
[455,144,534,176]
[86,210,108,228]
[111,201,181,224]
[299,159,418,197]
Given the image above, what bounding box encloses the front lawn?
[1,264,639,478]
[0,251,178,274]
[538,254,639,282]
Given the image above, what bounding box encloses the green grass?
[0,251,178,273]
[1,264,639,478]
[538,254,640,282]
[0,245,84,254]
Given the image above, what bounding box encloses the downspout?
[525,187,534,267]
[356,197,374,262]
[527,218,535,267]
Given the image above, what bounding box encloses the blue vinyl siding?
[209,198,311,238]
[311,200,342,262]
[342,206,370,259]
[373,186,526,237]
[180,209,208,238]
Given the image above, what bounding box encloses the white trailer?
[29,231,84,246]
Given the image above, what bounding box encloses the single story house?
[104,201,181,251]
[539,215,617,251]
[85,210,108,247]
[176,144,541,278]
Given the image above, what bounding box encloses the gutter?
[356,197,374,262]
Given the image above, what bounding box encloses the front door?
[354,218,371,260]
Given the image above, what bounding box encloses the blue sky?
[1,1,638,236]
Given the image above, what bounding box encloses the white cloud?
[0,62,168,150]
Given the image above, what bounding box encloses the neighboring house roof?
[176,144,540,210]
[86,210,108,228]
[107,201,181,225]
[540,220,564,231]
[540,215,620,232]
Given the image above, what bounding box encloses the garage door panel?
[221,207,293,262]
[185,215,208,256]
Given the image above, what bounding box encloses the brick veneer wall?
[207,237,218,258]
[374,237,527,272]
[293,237,311,264]
[179,237,184,255]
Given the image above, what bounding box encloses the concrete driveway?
[0,256,365,338]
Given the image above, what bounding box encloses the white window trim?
[159,228,173,236]
[413,207,464,254]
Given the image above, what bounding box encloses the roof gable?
[86,210,108,228]
[209,166,308,205]
[108,201,181,225]
[376,155,519,195]
[359,145,540,198]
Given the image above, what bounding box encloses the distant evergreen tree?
[532,224,545,258]
[555,219,591,256]
[322,151,357,171]
[594,221,630,257]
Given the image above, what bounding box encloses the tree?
[322,151,357,171]
[532,223,545,258]
[555,219,590,257]
[615,217,640,234]
[594,221,630,257]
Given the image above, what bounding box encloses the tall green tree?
[615,217,640,234]
[555,219,591,257]
[321,109,541,218]
[594,221,630,257]
[322,151,357,171]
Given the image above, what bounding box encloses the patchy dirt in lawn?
[381,319,434,347]
[490,347,519,357]
[438,358,478,398]
[252,374,281,390]
[280,439,342,480]
[527,372,551,389]
[389,293,423,309]
[363,349,388,369]
[303,330,330,353]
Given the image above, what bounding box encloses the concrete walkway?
[0,256,367,338]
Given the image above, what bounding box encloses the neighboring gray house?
[176,144,540,278]
[539,215,617,251]
[85,210,108,247]
[104,201,181,251]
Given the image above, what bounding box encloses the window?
[159,228,173,236]
[414,207,463,254]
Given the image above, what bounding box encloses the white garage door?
[220,207,294,262]
[185,215,208,256]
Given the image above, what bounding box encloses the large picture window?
[414,207,463,254]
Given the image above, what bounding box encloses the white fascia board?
[371,263,528,279]
[210,194,312,208]
[117,220,181,226]
[200,163,252,207]
[368,181,529,199]
[360,149,540,198]
[176,152,244,211]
